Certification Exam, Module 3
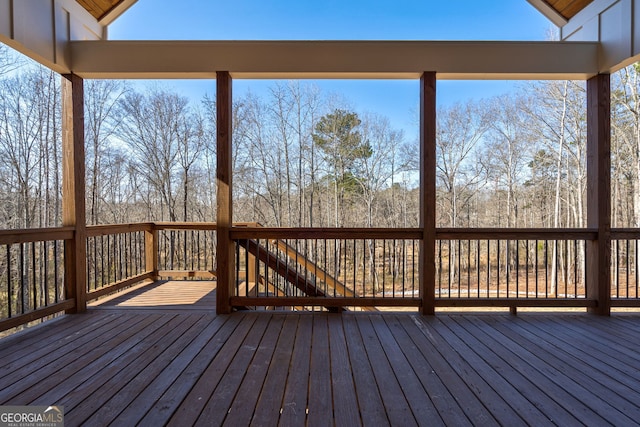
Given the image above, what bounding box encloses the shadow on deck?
[1,280,640,426]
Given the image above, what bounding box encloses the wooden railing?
[0,227,75,333]
[86,223,153,301]
[611,229,640,306]
[0,222,219,333]
[231,227,422,310]
[230,226,602,311]
[434,229,597,310]
[154,222,217,279]
[2,222,640,332]
[85,222,219,301]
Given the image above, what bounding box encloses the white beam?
[101,0,138,26]
[526,0,568,27]
[69,40,600,80]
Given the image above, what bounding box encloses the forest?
[1,43,640,232]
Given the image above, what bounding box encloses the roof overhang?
[76,0,138,24]
[69,40,600,80]
[526,0,569,26]
[526,0,597,26]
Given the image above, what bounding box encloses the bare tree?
[118,88,195,222]
[485,94,534,228]
[0,44,23,76]
[0,66,60,228]
[436,101,490,227]
[85,80,127,224]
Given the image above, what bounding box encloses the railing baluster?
[457,239,461,298]
[497,239,501,298]
[54,240,60,303]
[486,240,490,298]
[43,241,49,306]
[544,240,549,298]
[447,239,452,297]
[402,239,406,298]
[382,239,386,298]
[574,239,578,298]
[506,240,510,298]
[438,239,442,296]
[7,244,11,318]
[19,243,25,314]
[533,240,538,298]
[31,241,37,310]
[525,240,529,298]
[476,240,481,298]
[516,240,520,298]
[626,239,630,298]
[553,239,557,298]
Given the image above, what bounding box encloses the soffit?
[76,0,134,22]
[543,0,595,20]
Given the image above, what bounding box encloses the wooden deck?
[1,281,640,426]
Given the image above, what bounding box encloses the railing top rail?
[153,222,218,231]
[231,227,423,240]
[0,227,75,245]
[0,223,613,244]
[611,229,640,239]
[86,222,154,236]
[437,228,598,240]
[232,226,599,240]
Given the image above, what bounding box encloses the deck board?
[250,315,298,426]
[0,311,120,383]
[225,315,285,426]
[1,313,155,404]
[196,313,271,426]
[512,317,640,418]
[28,314,173,406]
[414,316,526,426]
[447,316,579,425]
[327,314,360,427]
[342,314,390,426]
[383,315,466,426]
[355,315,418,426]
[167,314,257,426]
[488,315,631,425]
[1,281,640,426]
[59,314,201,418]
[308,315,333,427]
[459,316,588,426]
[279,314,312,426]
[142,314,241,426]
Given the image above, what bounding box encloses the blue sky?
[108,0,555,137]
[110,0,552,41]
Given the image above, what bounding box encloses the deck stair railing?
[235,224,379,311]
[231,225,422,310]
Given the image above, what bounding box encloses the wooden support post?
[62,74,87,314]
[420,72,437,315]
[586,73,611,316]
[145,227,159,281]
[216,71,235,314]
